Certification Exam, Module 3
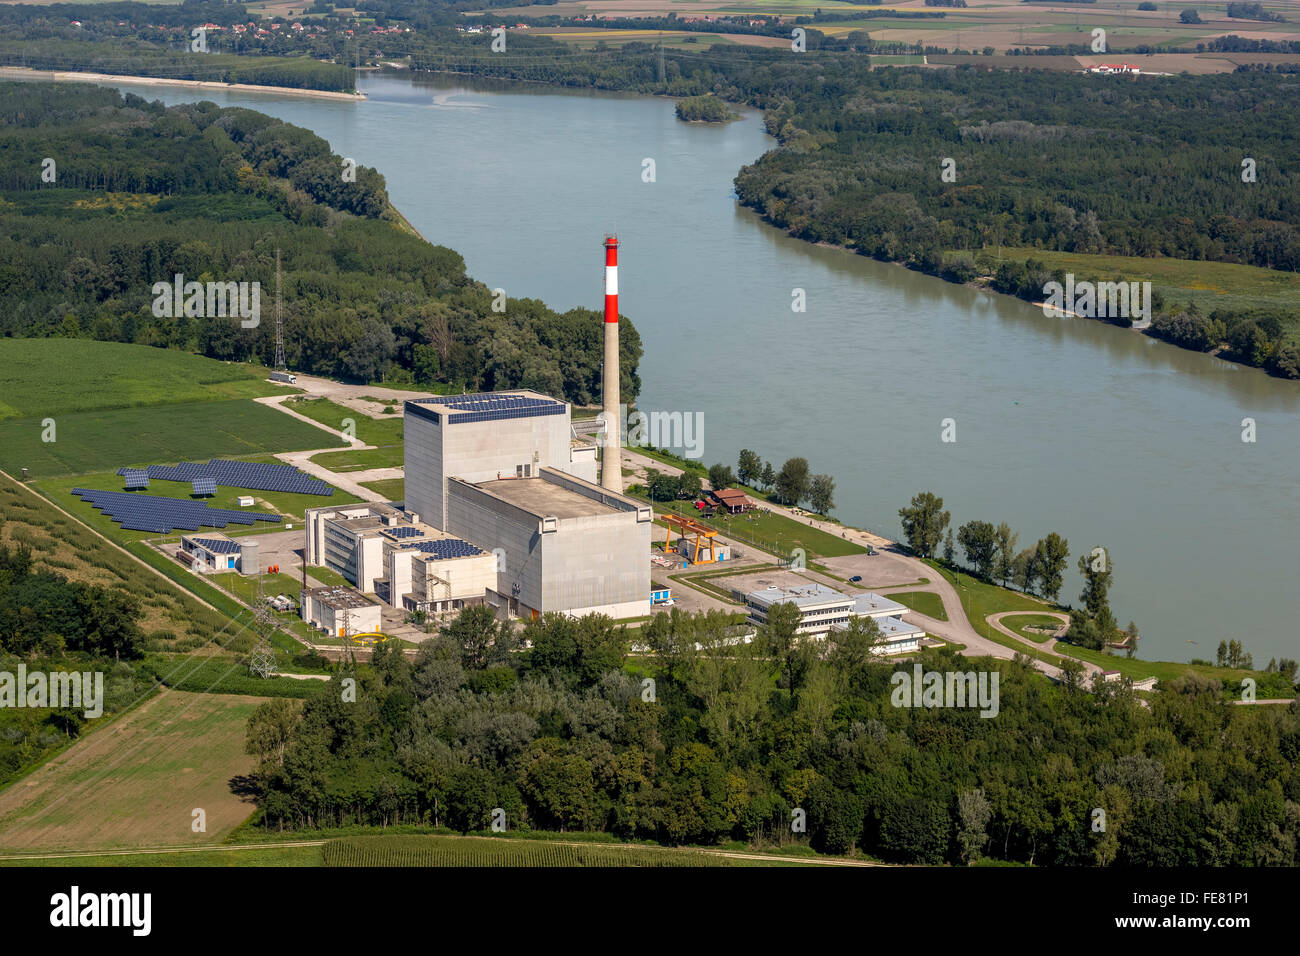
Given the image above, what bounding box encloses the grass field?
[306,564,351,587]
[0,690,267,852]
[926,560,1059,637]
[0,399,338,479]
[285,396,403,445]
[311,445,404,470]
[1001,612,1064,644]
[989,247,1300,336]
[360,477,404,500]
[652,499,867,559]
[886,589,947,621]
[0,339,287,421]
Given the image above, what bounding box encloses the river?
[83,71,1300,664]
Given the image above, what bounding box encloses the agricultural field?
[486,0,1300,57]
[0,399,337,479]
[319,834,745,866]
[0,340,343,479]
[0,339,287,421]
[0,690,268,853]
[0,843,326,866]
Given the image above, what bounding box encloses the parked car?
[849,575,863,583]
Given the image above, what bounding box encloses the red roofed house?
[710,488,753,514]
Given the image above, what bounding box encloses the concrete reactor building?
[303,237,650,628]
[400,390,650,620]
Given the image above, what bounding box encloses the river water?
[86,71,1299,663]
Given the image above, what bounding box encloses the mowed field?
[0,690,268,853]
[0,340,337,479]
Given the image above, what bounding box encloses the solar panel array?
[121,469,149,490]
[192,536,241,554]
[413,538,485,561]
[192,477,217,496]
[129,459,332,496]
[72,489,281,534]
[409,393,565,426]
[385,526,424,539]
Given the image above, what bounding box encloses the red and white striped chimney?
[601,235,622,493]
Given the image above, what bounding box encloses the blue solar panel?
[386,526,423,539]
[413,538,485,560]
[130,460,333,496]
[71,489,282,534]
[192,537,241,554]
[192,478,217,496]
[408,393,566,426]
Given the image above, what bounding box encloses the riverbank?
[0,67,365,101]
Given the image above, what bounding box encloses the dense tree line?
[247,602,1300,864]
[0,84,641,400]
[0,542,144,659]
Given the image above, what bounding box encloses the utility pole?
[273,247,285,372]
[249,574,280,679]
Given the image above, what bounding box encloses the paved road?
[620,447,1093,681]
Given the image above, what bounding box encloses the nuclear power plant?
[304,235,651,624]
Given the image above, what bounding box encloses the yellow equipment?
[663,513,719,565]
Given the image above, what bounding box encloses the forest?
[246,603,1300,865]
[0,83,640,402]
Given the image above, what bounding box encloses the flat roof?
[406,389,566,426]
[747,583,851,609]
[875,616,924,639]
[472,475,619,519]
[303,585,373,610]
[852,592,909,617]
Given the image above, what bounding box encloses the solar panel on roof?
[193,537,241,554]
[414,538,485,560]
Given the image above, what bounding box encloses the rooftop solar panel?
[192,537,241,554]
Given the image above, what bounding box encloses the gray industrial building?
[445,467,652,620]
[404,391,597,531]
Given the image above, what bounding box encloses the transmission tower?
[273,247,286,372]
[248,575,280,679]
[658,38,665,85]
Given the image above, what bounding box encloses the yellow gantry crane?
[662,513,719,565]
